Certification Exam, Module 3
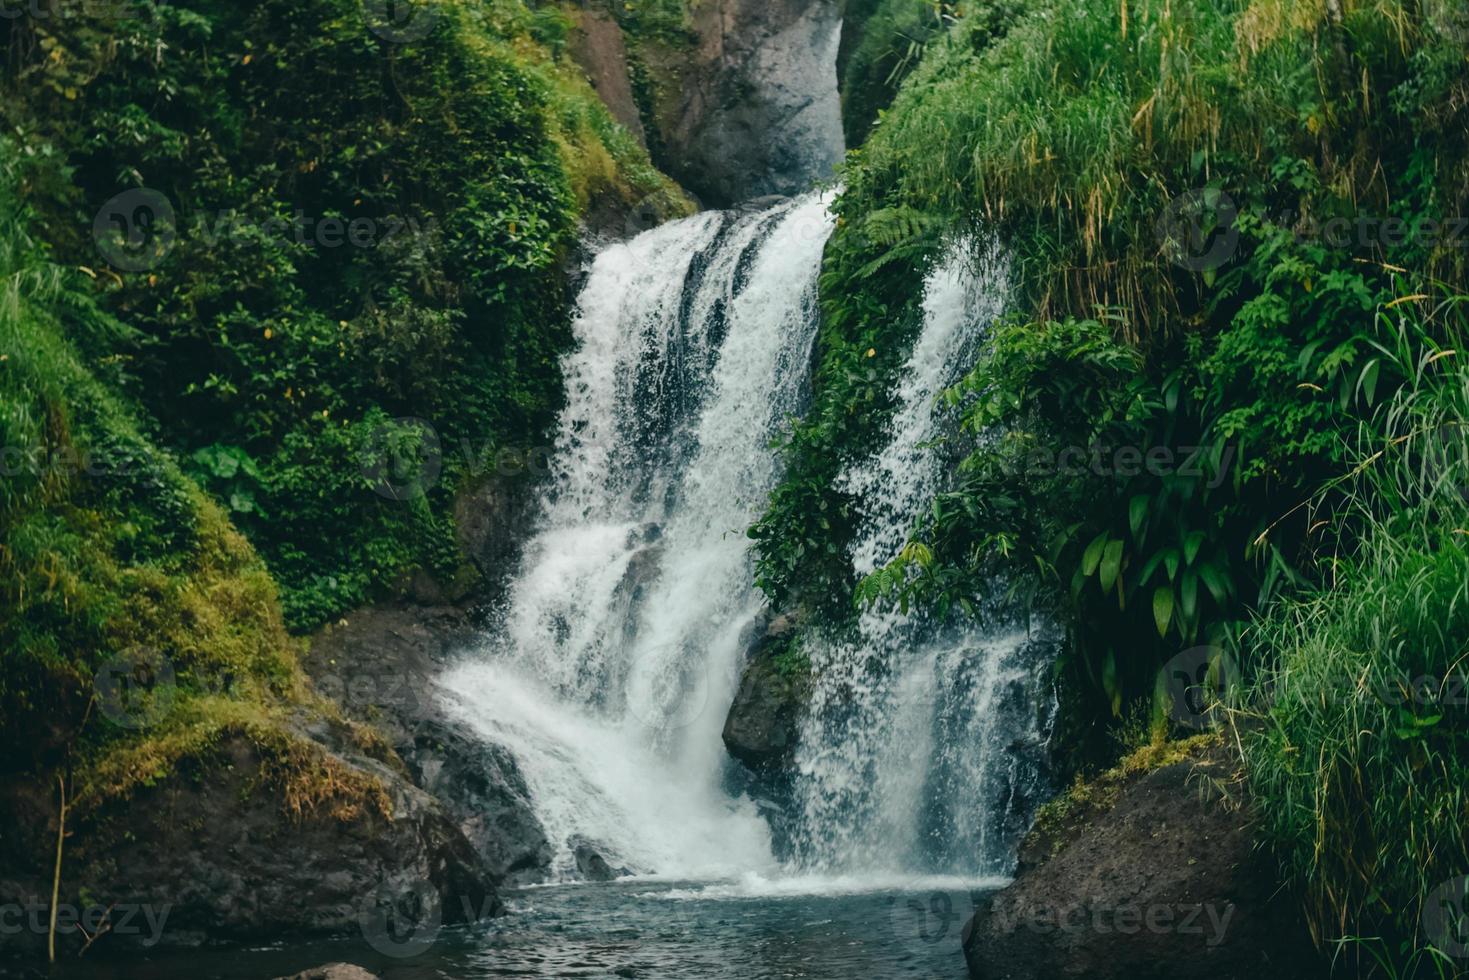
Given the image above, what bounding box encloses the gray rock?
[0,729,496,954]
[961,743,1324,980]
[722,612,809,772]
[639,0,846,206]
[306,605,553,884]
[273,964,380,980]
[567,6,647,147]
[570,839,633,882]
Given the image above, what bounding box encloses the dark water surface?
[32,878,993,979]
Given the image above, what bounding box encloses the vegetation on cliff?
[755,0,1469,970]
[2,0,684,633]
[0,0,680,953]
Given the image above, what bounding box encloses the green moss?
[1027,732,1220,861]
[1,0,687,631]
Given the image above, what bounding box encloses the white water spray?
[789,241,1056,876]
[440,195,837,879]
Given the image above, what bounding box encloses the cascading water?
[787,242,1057,877]
[439,194,837,880]
[440,202,1053,889]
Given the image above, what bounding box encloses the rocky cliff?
[568,0,846,209]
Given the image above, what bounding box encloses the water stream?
[439,208,1053,893]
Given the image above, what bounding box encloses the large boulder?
[305,605,553,883]
[961,743,1324,980]
[0,725,496,956]
[722,613,809,772]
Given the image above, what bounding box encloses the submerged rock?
[961,742,1324,980]
[570,839,634,882]
[273,964,380,980]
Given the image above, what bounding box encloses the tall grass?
[845,0,1469,335]
[1236,290,1469,977]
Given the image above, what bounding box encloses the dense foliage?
[0,0,683,879]
[2,0,684,629]
[836,0,964,146]
[758,0,1468,707]
[754,1,1469,968]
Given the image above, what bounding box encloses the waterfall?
[439,202,1053,888]
[788,242,1055,876]
[439,195,836,879]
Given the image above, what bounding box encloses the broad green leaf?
[1183,530,1206,565]
[1082,531,1108,576]
[1129,494,1150,536]
[1198,561,1231,605]
[1180,567,1199,621]
[1162,547,1180,580]
[1152,585,1175,637]
[1137,549,1166,586]
[1099,539,1124,593]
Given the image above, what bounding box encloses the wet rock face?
[305,605,553,884]
[961,745,1324,980]
[570,839,634,882]
[722,613,809,772]
[570,0,845,209]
